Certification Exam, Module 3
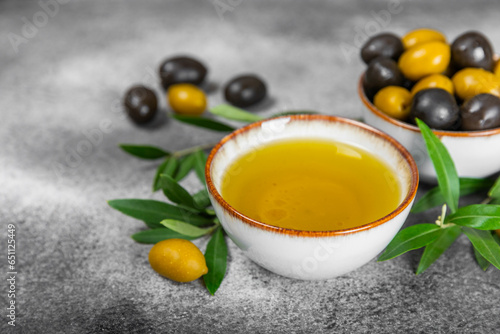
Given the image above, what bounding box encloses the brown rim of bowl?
[205,115,419,237]
[358,73,500,137]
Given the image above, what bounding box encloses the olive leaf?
[131,228,197,244]
[488,175,500,199]
[378,224,442,262]
[494,232,500,245]
[412,178,494,213]
[416,225,461,274]
[153,157,179,192]
[270,110,319,117]
[193,189,211,208]
[108,199,213,227]
[210,104,263,123]
[119,144,170,160]
[193,149,207,185]
[203,227,227,295]
[174,154,196,182]
[160,219,216,238]
[159,174,202,210]
[173,115,235,132]
[462,227,500,270]
[445,204,500,230]
[416,119,460,213]
[473,246,491,271]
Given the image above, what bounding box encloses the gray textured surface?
[1,0,500,333]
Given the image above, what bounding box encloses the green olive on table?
[149,239,208,283]
[168,83,207,116]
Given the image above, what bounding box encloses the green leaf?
[378,224,442,262]
[193,189,211,208]
[119,144,170,160]
[193,149,207,185]
[411,187,443,214]
[416,225,461,274]
[174,154,196,182]
[131,228,197,244]
[210,104,263,123]
[173,115,235,132]
[416,119,460,213]
[203,227,227,295]
[462,227,500,270]
[446,204,500,230]
[494,232,500,245]
[108,199,213,227]
[153,157,179,192]
[270,110,319,118]
[491,197,500,205]
[473,246,491,271]
[488,175,500,199]
[159,174,200,210]
[412,178,495,213]
[160,219,216,238]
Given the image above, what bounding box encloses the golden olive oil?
[221,139,401,231]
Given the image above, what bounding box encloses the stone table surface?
[1,0,500,333]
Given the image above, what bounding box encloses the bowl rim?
[358,73,500,137]
[205,114,419,237]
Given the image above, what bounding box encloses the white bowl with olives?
[359,29,500,182]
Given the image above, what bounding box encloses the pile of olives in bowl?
[123,56,268,124]
[361,28,500,131]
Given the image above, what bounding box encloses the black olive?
[363,57,404,97]
[123,85,158,124]
[402,77,415,91]
[158,56,207,89]
[410,88,460,130]
[451,31,494,71]
[460,93,500,131]
[224,75,267,108]
[361,33,404,65]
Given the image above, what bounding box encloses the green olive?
[148,239,208,282]
[495,60,500,78]
[451,68,500,101]
[168,84,207,115]
[411,74,454,97]
[374,86,412,120]
[398,41,450,81]
[402,28,447,50]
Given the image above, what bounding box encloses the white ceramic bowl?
[359,75,500,183]
[205,115,418,280]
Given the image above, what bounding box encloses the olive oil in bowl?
[221,139,400,231]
